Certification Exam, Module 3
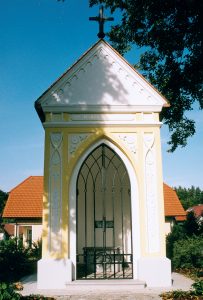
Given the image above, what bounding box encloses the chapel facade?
[35,39,171,288]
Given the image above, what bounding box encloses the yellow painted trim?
[42,130,50,257]
[42,122,166,260]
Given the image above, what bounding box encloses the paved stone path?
[20,272,194,300]
[56,294,161,299]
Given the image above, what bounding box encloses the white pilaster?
[37,258,72,289]
[137,257,171,287]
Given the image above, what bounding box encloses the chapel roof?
[35,39,169,123]
[3,176,186,220]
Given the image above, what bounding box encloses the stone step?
[66,279,146,289]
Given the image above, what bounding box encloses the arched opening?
[76,143,133,279]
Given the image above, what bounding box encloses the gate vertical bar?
[93,181,96,278]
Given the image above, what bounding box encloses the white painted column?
[38,132,72,289]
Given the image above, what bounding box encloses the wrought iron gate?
[76,144,133,279]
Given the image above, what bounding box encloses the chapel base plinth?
[137,257,171,287]
[37,258,72,289]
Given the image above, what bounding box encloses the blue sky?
[0,0,202,192]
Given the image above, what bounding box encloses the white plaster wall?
[32,225,42,242]
[164,221,172,236]
[21,225,42,246]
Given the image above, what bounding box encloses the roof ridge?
[9,176,43,193]
[9,176,33,193]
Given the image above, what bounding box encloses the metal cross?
[89,5,114,39]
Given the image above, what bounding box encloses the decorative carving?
[68,134,89,158]
[49,132,63,254]
[143,133,160,253]
[51,92,61,103]
[116,134,137,155]
[51,113,63,122]
[51,133,62,148]
[47,44,159,105]
[70,114,134,122]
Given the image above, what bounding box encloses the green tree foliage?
[174,186,203,210]
[0,190,8,217]
[0,238,41,282]
[172,236,203,269]
[0,282,55,300]
[89,0,203,151]
[0,190,8,233]
[184,211,200,236]
[166,212,203,270]
[0,282,21,300]
[0,238,29,281]
[166,223,186,260]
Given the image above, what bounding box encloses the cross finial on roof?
[89,5,114,39]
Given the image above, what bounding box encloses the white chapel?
[35,38,171,289]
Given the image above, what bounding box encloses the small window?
[27,228,32,247]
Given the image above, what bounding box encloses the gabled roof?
[3,176,43,218]
[163,183,186,220]
[3,176,185,220]
[35,39,169,122]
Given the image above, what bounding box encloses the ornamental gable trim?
[35,40,169,121]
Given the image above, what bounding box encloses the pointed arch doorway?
[76,144,133,279]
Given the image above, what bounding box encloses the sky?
[0,0,202,192]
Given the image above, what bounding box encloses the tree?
[166,212,202,269]
[184,211,199,236]
[166,223,186,260]
[172,236,203,269]
[89,0,203,151]
[174,186,203,210]
[0,190,8,234]
[0,190,8,217]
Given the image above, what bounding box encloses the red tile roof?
[3,177,186,220]
[4,224,15,235]
[3,176,43,218]
[163,183,186,220]
[187,204,203,217]
[3,224,23,236]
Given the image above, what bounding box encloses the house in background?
[2,176,43,247]
[0,227,4,240]
[187,204,203,226]
[0,224,23,241]
[163,183,186,234]
[3,176,186,243]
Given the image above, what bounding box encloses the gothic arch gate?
[76,143,133,279]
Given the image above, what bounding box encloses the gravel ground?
[20,272,194,300]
